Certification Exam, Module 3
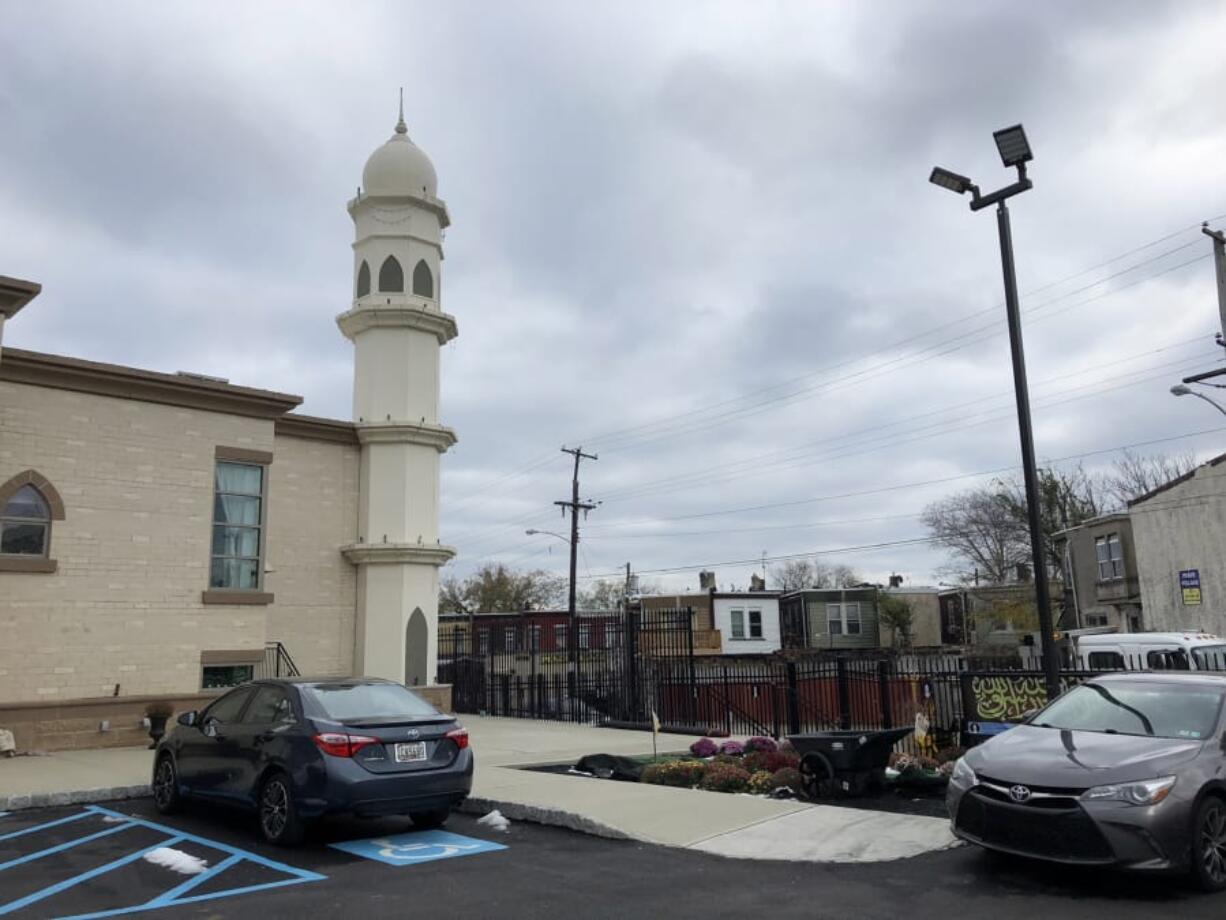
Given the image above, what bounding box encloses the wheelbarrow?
[788,727,914,799]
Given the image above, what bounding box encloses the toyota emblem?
[1008,784,1031,803]
[406,729,420,739]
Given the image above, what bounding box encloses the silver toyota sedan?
[947,672,1226,890]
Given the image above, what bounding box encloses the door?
[219,684,298,802]
[180,686,254,795]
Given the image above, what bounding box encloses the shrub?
[641,759,707,788]
[935,745,966,765]
[770,767,804,796]
[742,751,770,774]
[747,770,775,795]
[689,737,719,758]
[700,762,751,793]
[777,739,797,756]
[744,736,778,754]
[763,751,800,772]
[718,740,744,756]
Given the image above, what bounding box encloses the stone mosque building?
[0,104,457,750]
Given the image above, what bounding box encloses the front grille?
[956,789,1113,863]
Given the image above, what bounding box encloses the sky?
[3,1,1226,595]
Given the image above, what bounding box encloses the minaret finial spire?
[395,87,407,135]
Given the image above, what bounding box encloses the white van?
[1075,632,1226,672]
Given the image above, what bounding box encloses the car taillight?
[445,727,469,750]
[312,732,380,757]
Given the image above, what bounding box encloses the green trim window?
[211,461,265,590]
[826,602,862,636]
[730,609,745,639]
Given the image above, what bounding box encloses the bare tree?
[438,563,566,614]
[921,488,1027,585]
[996,464,1105,578]
[1104,450,1198,508]
[770,558,863,590]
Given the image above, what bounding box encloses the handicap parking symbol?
[330,830,506,866]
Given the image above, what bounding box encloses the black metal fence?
[439,614,1226,755]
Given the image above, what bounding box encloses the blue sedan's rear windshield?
[1035,682,1223,739]
[302,683,440,721]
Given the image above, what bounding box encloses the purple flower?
[718,740,744,756]
[744,736,778,753]
[689,737,719,758]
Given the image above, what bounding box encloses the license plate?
[394,742,427,763]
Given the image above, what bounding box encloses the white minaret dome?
[361,103,438,199]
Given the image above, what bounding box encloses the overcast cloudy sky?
[4,1,1226,593]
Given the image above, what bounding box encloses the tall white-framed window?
[827,602,862,636]
[504,626,517,652]
[210,460,266,591]
[579,622,591,650]
[730,608,745,639]
[529,624,541,651]
[478,628,489,655]
[1095,534,1124,581]
[748,609,763,639]
[554,624,567,651]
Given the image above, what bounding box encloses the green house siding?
[799,589,881,650]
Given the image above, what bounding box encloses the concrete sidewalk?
[0,716,955,862]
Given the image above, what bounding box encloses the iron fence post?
[878,659,894,728]
[836,657,852,730]
[785,661,801,735]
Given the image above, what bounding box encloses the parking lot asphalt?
[3,798,1226,919]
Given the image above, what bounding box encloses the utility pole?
[1202,223,1226,350]
[555,446,598,682]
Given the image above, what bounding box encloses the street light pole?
[931,124,1061,702]
[1171,384,1226,418]
[996,199,1061,701]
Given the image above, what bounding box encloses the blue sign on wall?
[1180,569,1203,606]
[330,830,507,866]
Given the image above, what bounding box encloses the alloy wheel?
[153,758,175,808]
[261,779,289,840]
[1201,803,1226,883]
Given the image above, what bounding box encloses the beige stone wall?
[265,433,360,677]
[0,381,359,708]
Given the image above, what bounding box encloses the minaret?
[337,93,457,687]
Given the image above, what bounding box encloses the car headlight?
[1081,776,1176,806]
[951,756,976,785]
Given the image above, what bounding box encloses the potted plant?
[145,701,175,749]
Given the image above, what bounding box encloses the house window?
[1095,534,1124,581]
[730,609,745,639]
[827,603,862,636]
[453,629,467,655]
[529,624,541,651]
[579,623,591,650]
[748,609,763,639]
[554,624,567,651]
[504,627,517,652]
[412,259,434,298]
[1,484,51,556]
[202,664,254,689]
[210,461,265,590]
[478,628,489,655]
[1085,614,1109,627]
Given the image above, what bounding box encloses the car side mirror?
[177,710,198,727]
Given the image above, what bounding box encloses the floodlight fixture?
[993,124,1032,168]
[929,167,975,196]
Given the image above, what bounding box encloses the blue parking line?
[0,811,90,843]
[83,806,325,880]
[0,835,183,916]
[142,852,242,907]
[0,822,134,872]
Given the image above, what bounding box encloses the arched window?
[378,255,404,293]
[412,260,434,298]
[356,260,371,298]
[0,471,64,563]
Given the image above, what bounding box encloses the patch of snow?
[477,809,510,833]
[143,847,209,875]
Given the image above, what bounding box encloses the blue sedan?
[151,677,473,845]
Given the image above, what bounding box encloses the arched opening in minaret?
[405,607,429,687]
[412,260,434,299]
[356,260,371,298]
[378,255,404,293]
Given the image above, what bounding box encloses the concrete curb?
[457,796,635,842]
[1,784,151,812]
